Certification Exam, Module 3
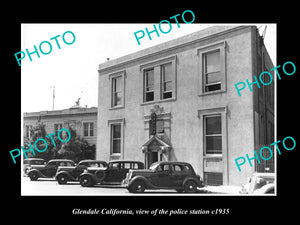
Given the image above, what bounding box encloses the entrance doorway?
[147,151,162,168]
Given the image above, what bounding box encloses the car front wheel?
[79,175,94,187]
[129,180,146,193]
[29,172,39,181]
[57,174,68,184]
[184,180,197,193]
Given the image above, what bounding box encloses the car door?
[106,162,122,182]
[45,161,58,177]
[151,164,172,187]
[170,164,186,187]
[73,162,88,178]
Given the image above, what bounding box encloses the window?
[25,125,32,138]
[111,124,121,154]
[112,76,122,107]
[203,50,221,92]
[54,124,62,133]
[140,55,177,104]
[83,122,94,137]
[109,71,125,109]
[144,69,154,102]
[161,63,172,99]
[173,164,184,172]
[197,41,227,95]
[204,114,222,154]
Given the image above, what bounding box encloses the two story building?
[96,25,275,186]
[23,105,98,148]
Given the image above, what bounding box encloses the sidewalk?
[198,185,241,194]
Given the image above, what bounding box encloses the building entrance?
[141,135,171,168]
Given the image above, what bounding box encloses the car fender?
[55,171,76,181]
[128,175,155,189]
[78,172,98,183]
[183,176,202,187]
[27,169,46,178]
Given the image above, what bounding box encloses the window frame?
[160,63,173,100]
[197,41,227,96]
[83,122,94,137]
[108,118,125,159]
[144,68,155,102]
[109,70,126,110]
[140,55,177,105]
[204,114,222,155]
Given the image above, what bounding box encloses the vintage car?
[123,161,204,193]
[239,172,275,194]
[55,160,107,184]
[27,159,75,181]
[23,158,46,175]
[79,160,144,187]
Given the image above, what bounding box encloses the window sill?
[203,155,222,159]
[109,105,125,110]
[140,97,176,106]
[198,89,226,97]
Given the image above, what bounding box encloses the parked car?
[79,160,144,187]
[123,161,204,193]
[23,158,46,176]
[55,160,107,184]
[239,172,275,194]
[27,159,75,181]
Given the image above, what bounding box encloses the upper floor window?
[144,68,154,102]
[204,50,221,92]
[112,76,122,107]
[197,41,227,95]
[109,70,125,109]
[161,63,172,99]
[141,55,177,104]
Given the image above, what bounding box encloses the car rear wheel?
[29,172,39,181]
[57,174,68,184]
[129,180,146,193]
[184,180,197,193]
[95,170,106,182]
[79,175,94,187]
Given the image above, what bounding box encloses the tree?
[23,120,96,162]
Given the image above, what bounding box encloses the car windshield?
[149,162,160,170]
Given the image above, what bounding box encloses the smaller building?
[23,105,98,148]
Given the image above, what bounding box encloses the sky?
[21,23,276,113]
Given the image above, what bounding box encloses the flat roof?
[98,25,253,73]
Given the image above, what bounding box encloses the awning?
[141,135,171,153]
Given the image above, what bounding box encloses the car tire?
[184,180,197,193]
[29,172,39,181]
[95,170,106,181]
[57,174,68,184]
[79,175,94,187]
[129,180,146,193]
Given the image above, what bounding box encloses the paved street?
[21,176,232,195]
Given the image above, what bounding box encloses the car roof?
[157,161,192,165]
[48,159,75,163]
[24,158,45,161]
[109,160,143,164]
[78,160,107,164]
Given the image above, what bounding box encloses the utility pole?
[50,86,55,110]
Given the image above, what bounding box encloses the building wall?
[23,107,98,147]
[97,26,271,186]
